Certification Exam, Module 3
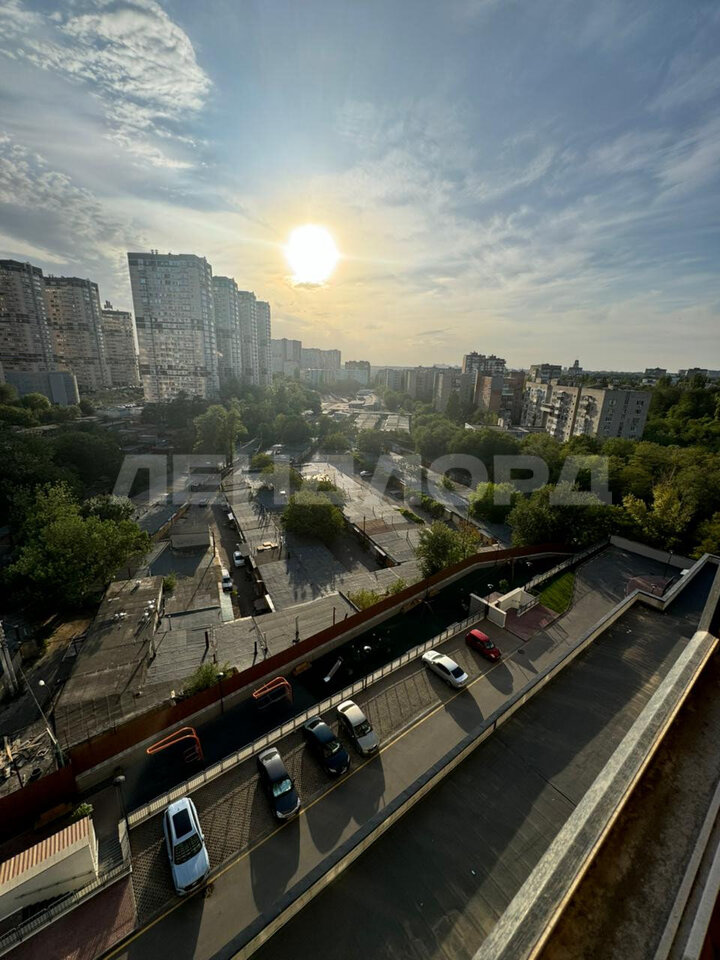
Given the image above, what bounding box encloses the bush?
[163,573,177,592]
[281,490,345,544]
[71,802,93,821]
[399,508,424,524]
[183,661,230,696]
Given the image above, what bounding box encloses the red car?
[466,628,501,662]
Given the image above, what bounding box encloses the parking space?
[128,623,518,923]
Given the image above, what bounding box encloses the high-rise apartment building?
[344,360,371,386]
[0,260,55,373]
[528,363,562,383]
[462,352,506,377]
[212,276,242,385]
[127,252,218,401]
[44,276,110,393]
[271,338,302,377]
[300,347,341,371]
[255,300,272,387]
[405,366,437,402]
[237,290,260,387]
[378,367,407,391]
[100,302,140,388]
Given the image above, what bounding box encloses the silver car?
[422,650,469,689]
[337,700,379,756]
[162,797,210,895]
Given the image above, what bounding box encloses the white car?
[162,797,210,895]
[232,550,245,568]
[337,700,379,756]
[221,568,233,591]
[422,650,469,689]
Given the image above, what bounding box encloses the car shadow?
[249,804,301,916]
[304,768,355,854]
[343,754,386,826]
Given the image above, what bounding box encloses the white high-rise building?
[0,260,55,374]
[237,290,260,387]
[99,302,140,389]
[44,276,111,393]
[212,276,243,385]
[255,299,272,387]
[127,252,218,401]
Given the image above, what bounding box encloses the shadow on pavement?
[344,756,386,826]
[484,661,515,696]
[249,811,301,916]
[304,770,354,854]
[444,686,484,734]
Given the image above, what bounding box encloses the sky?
[1,0,719,370]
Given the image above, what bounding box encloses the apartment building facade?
[128,252,218,401]
[255,300,272,387]
[0,260,55,374]
[523,381,650,441]
[462,352,506,377]
[44,276,110,393]
[212,276,243,386]
[237,290,259,387]
[344,360,371,386]
[99,302,140,388]
[271,338,302,377]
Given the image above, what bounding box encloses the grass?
[537,571,575,614]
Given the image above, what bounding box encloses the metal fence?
[525,540,606,594]
[128,612,480,828]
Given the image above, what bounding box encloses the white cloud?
[0,0,211,167]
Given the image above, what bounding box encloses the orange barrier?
[146,725,203,763]
[252,676,292,709]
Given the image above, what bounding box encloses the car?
[302,717,350,775]
[336,700,379,756]
[221,568,233,591]
[232,550,245,568]
[256,747,301,820]
[162,797,210,896]
[465,628,501,662]
[359,470,372,479]
[421,650,469,689]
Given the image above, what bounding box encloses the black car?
[302,717,351,776]
[256,747,301,820]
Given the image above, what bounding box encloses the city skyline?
[1,0,719,369]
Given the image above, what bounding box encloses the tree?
[320,431,350,453]
[693,512,720,558]
[415,521,479,577]
[7,483,150,607]
[51,430,123,491]
[507,485,618,547]
[78,398,96,416]
[444,390,462,423]
[357,430,385,457]
[0,404,37,426]
[250,452,274,471]
[468,481,520,523]
[281,490,345,544]
[80,494,135,522]
[623,481,696,549]
[193,402,246,464]
[0,383,18,404]
[21,392,51,412]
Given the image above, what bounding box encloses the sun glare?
[285,224,339,285]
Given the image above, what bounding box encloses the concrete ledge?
[472,625,719,960]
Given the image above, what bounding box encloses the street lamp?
[217,671,225,715]
[113,774,131,838]
[20,670,64,768]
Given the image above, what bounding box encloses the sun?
[285,224,339,285]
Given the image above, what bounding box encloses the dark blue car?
[302,717,351,776]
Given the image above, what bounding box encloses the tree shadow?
[249,808,301,917]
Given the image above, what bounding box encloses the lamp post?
[19,670,64,768]
[113,773,130,838]
[217,671,225,715]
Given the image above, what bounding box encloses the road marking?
[103,644,519,958]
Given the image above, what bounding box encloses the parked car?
[256,747,301,820]
[465,628,501,662]
[232,550,245,568]
[302,717,350,775]
[221,568,233,591]
[162,797,210,896]
[359,470,372,479]
[421,650,469,689]
[337,700,379,756]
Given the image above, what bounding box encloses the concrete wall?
[0,819,98,922]
[610,535,693,569]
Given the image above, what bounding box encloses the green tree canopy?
[281,490,345,544]
[468,481,520,523]
[7,483,150,607]
[415,521,480,577]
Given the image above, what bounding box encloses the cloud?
[0,0,211,167]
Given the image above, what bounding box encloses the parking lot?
[128,623,518,922]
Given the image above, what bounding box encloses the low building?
[1,368,79,405]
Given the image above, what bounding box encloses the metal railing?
[0,858,131,956]
[128,612,480,828]
[524,540,606,594]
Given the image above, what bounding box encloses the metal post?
[18,669,64,768]
[113,774,131,839]
[217,672,225,715]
